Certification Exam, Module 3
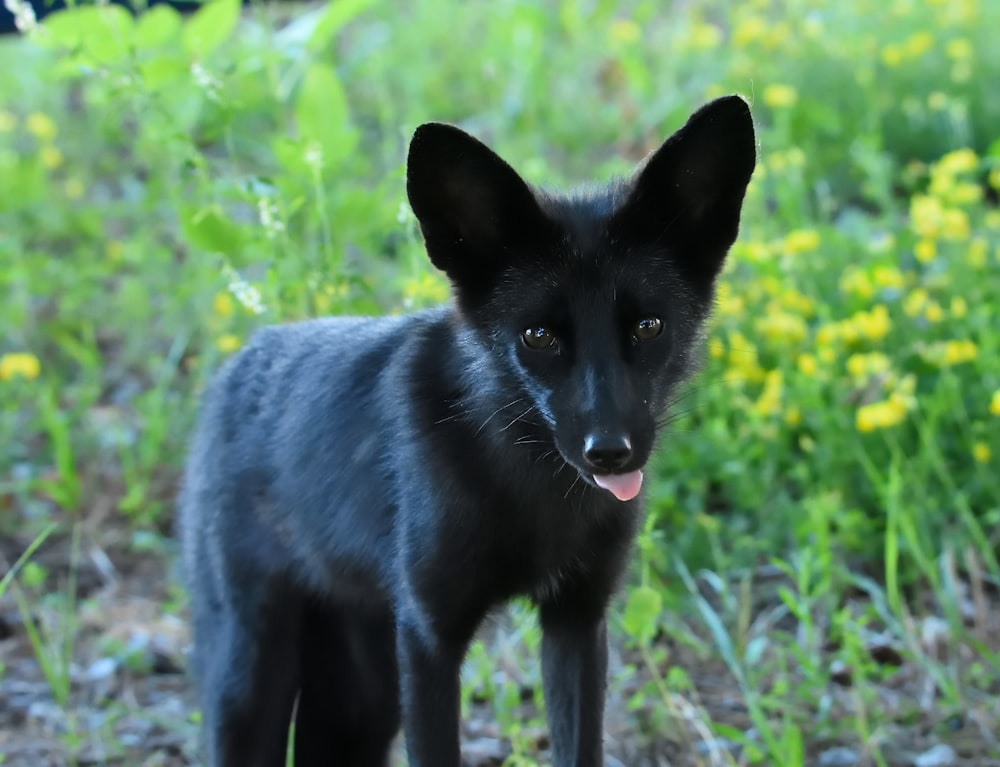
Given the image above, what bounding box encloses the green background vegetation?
[1,0,999,764]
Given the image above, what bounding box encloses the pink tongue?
[593,470,643,501]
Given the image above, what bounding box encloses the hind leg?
[292,603,401,767]
[193,577,303,767]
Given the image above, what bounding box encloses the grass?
[1,0,999,765]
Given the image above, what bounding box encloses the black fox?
[178,95,756,767]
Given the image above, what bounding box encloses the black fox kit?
[179,95,756,767]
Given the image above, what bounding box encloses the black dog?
[179,95,756,767]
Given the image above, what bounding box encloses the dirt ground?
[2,522,998,767]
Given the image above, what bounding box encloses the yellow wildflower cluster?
[0,352,41,381]
[216,334,242,353]
[840,265,908,299]
[402,272,449,308]
[972,443,992,463]
[754,369,784,416]
[880,31,934,68]
[732,15,792,50]
[782,229,820,255]
[817,305,892,346]
[846,352,892,381]
[855,374,917,433]
[991,390,1000,416]
[918,339,979,367]
[856,395,909,432]
[755,309,807,346]
[762,84,798,109]
[26,112,62,170]
[724,330,765,385]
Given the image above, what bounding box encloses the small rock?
[913,744,957,767]
[461,737,510,766]
[695,738,737,756]
[829,659,853,686]
[819,747,859,766]
[919,616,950,654]
[867,633,905,666]
[85,656,118,682]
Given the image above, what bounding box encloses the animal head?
[406,97,756,500]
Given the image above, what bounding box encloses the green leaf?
[183,0,241,58]
[308,0,378,52]
[181,205,245,256]
[42,6,134,64]
[135,5,183,49]
[295,64,357,169]
[621,585,662,644]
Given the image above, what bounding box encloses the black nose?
[583,434,633,472]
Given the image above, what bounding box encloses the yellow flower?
[856,399,907,432]
[914,239,936,263]
[904,288,929,317]
[0,111,15,132]
[922,339,978,367]
[402,272,449,307]
[784,406,801,426]
[989,168,1000,192]
[817,324,839,346]
[924,302,944,323]
[967,239,988,268]
[847,352,891,380]
[941,208,969,241]
[733,16,767,47]
[217,334,242,353]
[753,369,784,416]
[905,31,934,58]
[762,84,798,109]
[840,269,874,299]
[873,266,905,290]
[937,148,977,174]
[911,195,944,238]
[950,297,967,318]
[797,354,818,377]
[609,19,641,44]
[40,146,63,170]
[64,178,85,199]
[755,310,807,345]
[213,292,235,317]
[26,112,57,142]
[819,346,836,364]
[0,352,41,381]
[854,305,891,341]
[881,44,903,67]
[783,229,820,255]
[973,442,991,463]
[990,390,1000,416]
[689,22,722,51]
[946,38,972,59]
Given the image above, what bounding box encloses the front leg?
[540,601,609,767]
[396,608,468,767]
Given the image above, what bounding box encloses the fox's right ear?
[406,123,555,292]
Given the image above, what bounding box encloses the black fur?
[179,95,756,767]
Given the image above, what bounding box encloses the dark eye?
[522,327,556,350]
[633,316,663,342]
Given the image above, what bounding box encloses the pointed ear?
[610,95,756,283]
[406,123,554,290]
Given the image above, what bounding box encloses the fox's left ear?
[610,95,756,284]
